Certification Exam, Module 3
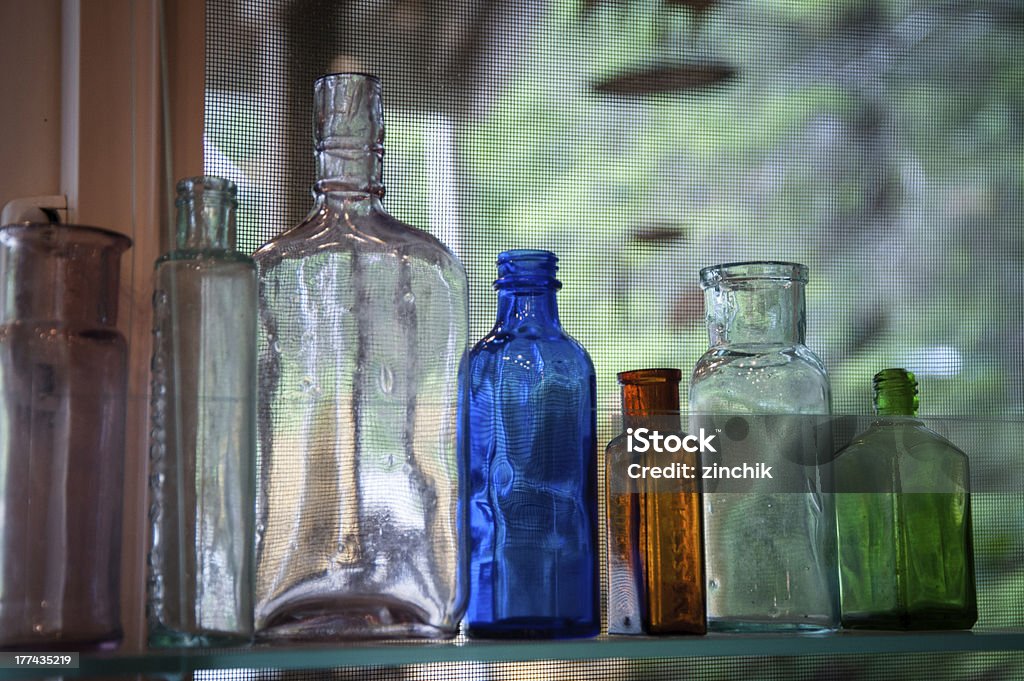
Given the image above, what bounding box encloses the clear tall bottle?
[606,369,705,635]
[148,177,256,646]
[836,368,976,629]
[253,73,468,640]
[689,261,837,632]
[462,249,599,639]
[0,223,130,650]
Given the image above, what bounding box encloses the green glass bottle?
[835,368,977,629]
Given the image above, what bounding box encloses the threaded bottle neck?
[873,368,919,416]
[493,250,562,329]
[313,73,384,198]
[175,176,237,251]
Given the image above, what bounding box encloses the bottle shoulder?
[689,344,830,414]
[839,419,968,460]
[254,205,465,279]
[470,328,593,365]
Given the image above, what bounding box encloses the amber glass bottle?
[606,369,705,635]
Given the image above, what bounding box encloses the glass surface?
[147,177,256,646]
[689,262,837,632]
[606,369,704,635]
[253,74,468,640]
[0,223,131,650]
[463,250,599,638]
[836,369,976,630]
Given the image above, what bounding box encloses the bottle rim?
[175,175,238,204]
[494,249,561,291]
[699,261,808,287]
[617,368,682,385]
[0,222,132,252]
[315,72,381,87]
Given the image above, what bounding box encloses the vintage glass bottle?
[835,369,976,629]
[689,261,838,632]
[606,369,705,635]
[253,73,468,639]
[0,223,131,649]
[147,177,256,646]
[462,249,599,639]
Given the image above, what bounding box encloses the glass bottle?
[147,177,256,646]
[0,222,131,649]
[835,368,976,629]
[688,261,837,632]
[606,369,705,635]
[253,73,468,640]
[462,249,599,639]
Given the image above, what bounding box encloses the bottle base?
[842,608,977,631]
[465,617,599,640]
[708,617,837,634]
[256,597,458,641]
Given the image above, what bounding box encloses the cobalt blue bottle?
[462,249,599,639]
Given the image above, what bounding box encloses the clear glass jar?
[147,177,256,646]
[253,74,468,640]
[689,261,838,632]
[0,223,131,650]
[462,249,599,639]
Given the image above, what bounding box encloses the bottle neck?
[175,176,237,251]
[619,369,682,430]
[492,249,563,331]
[313,73,385,201]
[704,280,806,346]
[873,368,919,417]
[494,287,562,330]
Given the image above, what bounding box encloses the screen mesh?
[205,0,1023,677]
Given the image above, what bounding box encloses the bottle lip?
[316,72,381,87]
[494,249,563,290]
[0,222,132,252]
[175,175,238,203]
[496,249,558,265]
[700,261,808,287]
[618,368,682,385]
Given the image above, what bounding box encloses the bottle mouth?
[617,368,682,385]
[316,72,381,88]
[873,367,919,414]
[700,261,808,288]
[494,249,562,290]
[175,176,238,207]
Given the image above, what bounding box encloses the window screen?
[204,0,1023,676]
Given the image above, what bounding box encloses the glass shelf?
[4,630,1023,679]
